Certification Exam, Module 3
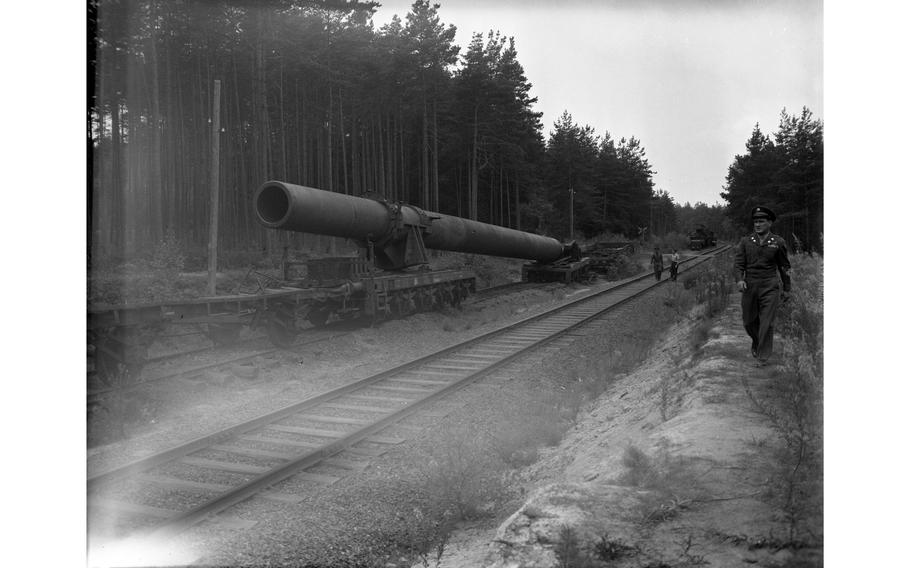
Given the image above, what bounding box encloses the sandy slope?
[435,302,821,567]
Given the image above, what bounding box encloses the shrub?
[742,252,823,545]
[600,253,641,280]
[491,401,569,466]
[414,430,510,521]
[653,231,690,253]
[149,229,186,277]
[554,525,593,568]
[615,443,703,526]
[554,525,639,567]
[393,506,455,568]
[618,445,658,487]
[88,390,161,446]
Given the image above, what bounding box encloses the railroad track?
[87,280,554,405]
[471,280,556,299]
[87,246,729,544]
[86,328,350,405]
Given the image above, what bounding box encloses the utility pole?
[207,79,222,296]
[568,187,575,241]
[649,198,654,238]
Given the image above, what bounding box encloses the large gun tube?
[255,181,570,264]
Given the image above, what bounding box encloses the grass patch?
[413,430,512,521]
[554,524,641,568]
[555,523,713,568]
[541,251,736,428]
[491,402,568,466]
[88,389,162,446]
[741,252,823,546]
[613,443,709,528]
[279,429,515,567]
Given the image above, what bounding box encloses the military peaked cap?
[750,206,776,221]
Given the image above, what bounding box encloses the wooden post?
[207,79,222,296]
[568,187,574,241]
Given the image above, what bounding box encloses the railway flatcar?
[253,182,591,335]
[88,182,590,385]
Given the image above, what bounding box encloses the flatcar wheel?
[393,292,415,316]
[266,306,297,348]
[92,338,144,389]
[418,289,434,312]
[206,323,242,346]
[454,283,469,305]
[89,328,148,389]
[448,286,460,307]
[306,307,331,327]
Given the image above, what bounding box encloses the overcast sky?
[372,0,823,207]
[7,4,910,566]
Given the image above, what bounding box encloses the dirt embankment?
[436,302,822,568]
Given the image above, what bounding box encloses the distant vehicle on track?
[688,225,717,250]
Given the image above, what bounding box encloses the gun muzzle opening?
[256,182,292,226]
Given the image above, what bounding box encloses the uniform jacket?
[650,252,664,270]
[734,232,791,291]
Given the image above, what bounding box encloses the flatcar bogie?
[88,325,157,388]
[205,323,243,346]
[264,302,298,347]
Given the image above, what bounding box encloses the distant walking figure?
[650,246,664,281]
[734,206,792,366]
[669,249,680,281]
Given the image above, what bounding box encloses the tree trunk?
[377,108,386,196]
[145,18,162,244]
[432,99,439,211]
[279,56,287,180]
[499,164,504,226]
[514,171,520,231]
[234,54,249,242]
[111,95,123,256]
[398,109,405,203]
[93,35,109,259]
[255,10,272,252]
[325,85,333,191]
[422,96,429,207]
[339,88,348,195]
[471,105,478,220]
[293,77,301,182]
[351,112,360,195]
[386,112,394,199]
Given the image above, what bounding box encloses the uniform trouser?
[670,263,678,281]
[741,278,781,361]
[654,268,663,281]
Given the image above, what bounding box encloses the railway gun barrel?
[255,181,576,269]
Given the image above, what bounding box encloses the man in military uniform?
[734,206,791,366]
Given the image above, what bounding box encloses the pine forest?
[88,0,823,266]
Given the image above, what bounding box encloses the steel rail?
[87,282,553,402]
[89,246,726,488]
[87,330,349,402]
[144,248,729,538]
[89,246,729,540]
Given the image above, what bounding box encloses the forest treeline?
[89,0,822,265]
[89,0,660,263]
[721,107,823,253]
